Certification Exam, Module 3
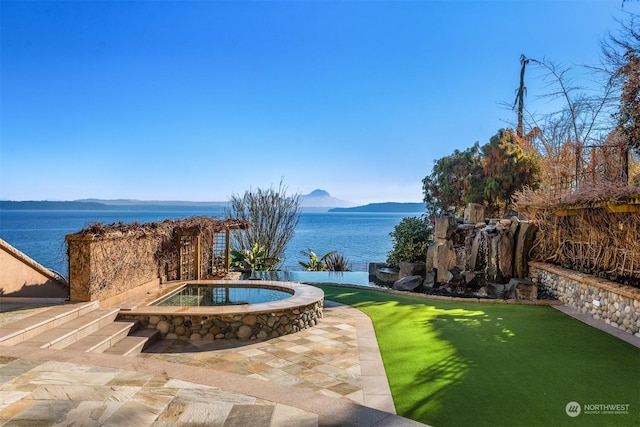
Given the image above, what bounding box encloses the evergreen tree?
[422,143,484,217]
[482,129,541,213]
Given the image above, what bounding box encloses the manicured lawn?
[317,285,640,427]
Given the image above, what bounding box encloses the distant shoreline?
[0,200,226,211]
[329,202,425,213]
[1,200,426,213]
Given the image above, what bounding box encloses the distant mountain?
[329,202,426,213]
[300,189,353,208]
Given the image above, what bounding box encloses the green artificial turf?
[317,285,640,427]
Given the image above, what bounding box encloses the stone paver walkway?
[0,300,426,426]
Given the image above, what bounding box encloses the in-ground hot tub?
[117,280,324,341]
[153,283,295,306]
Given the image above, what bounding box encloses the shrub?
[299,249,352,271]
[325,252,352,272]
[230,243,279,272]
[298,249,335,271]
[386,216,433,269]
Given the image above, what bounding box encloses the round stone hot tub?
[117,280,324,341]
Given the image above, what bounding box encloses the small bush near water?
[386,216,433,269]
[299,249,351,272]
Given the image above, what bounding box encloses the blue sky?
[2,1,638,205]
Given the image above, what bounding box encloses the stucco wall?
[0,238,68,299]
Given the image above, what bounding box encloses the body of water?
[0,209,420,277]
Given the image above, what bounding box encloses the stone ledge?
[115,280,325,341]
[529,262,640,300]
[529,261,640,337]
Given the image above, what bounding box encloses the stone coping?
[117,280,324,316]
[529,261,640,300]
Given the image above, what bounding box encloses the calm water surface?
[153,284,293,306]
[0,209,421,277]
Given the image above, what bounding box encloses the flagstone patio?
[0,300,428,426]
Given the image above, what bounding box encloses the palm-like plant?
[231,243,279,272]
[325,252,352,272]
[298,249,336,271]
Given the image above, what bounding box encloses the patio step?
[1,301,160,356]
[63,320,139,353]
[103,328,161,357]
[16,307,120,349]
[0,301,100,346]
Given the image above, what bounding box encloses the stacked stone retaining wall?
[529,262,640,337]
[118,301,323,341]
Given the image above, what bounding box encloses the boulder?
[469,231,488,272]
[369,262,387,276]
[503,280,517,299]
[468,233,480,271]
[509,216,520,236]
[487,234,500,282]
[434,215,457,242]
[369,262,388,283]
[464,203,485,225]
[393,275,424,292]
[511,278,538,301]
[486,283,506,298]
[436,242,457,283]
[498,231,514,279]
[446,266,462,284]
[426,242,440,271]
[399,261,426,278]
[463,271,476,283]
[237,325,253,340]
[423,271,435,288]
[156,320,171,335]
[376,267,399,285]
[462,271,483,289]
[514,221,537,278]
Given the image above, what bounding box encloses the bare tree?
[514,54,530,139]
[226,180,301,269]
[516,57,618,191]
[602,15,640,157]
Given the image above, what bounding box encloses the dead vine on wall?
[516,184,640,288]
[66,217,251,300]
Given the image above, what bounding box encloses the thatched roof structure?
[515,183,640,212]
[69,216,252,239]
